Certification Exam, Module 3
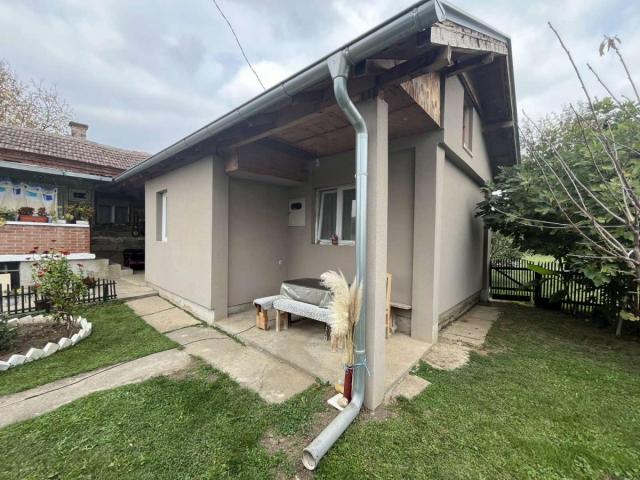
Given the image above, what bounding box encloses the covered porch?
[217,307,430,394]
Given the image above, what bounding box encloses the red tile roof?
[0,124,149,172]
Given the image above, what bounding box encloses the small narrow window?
[463,96,473,152]
[156,191,167,241]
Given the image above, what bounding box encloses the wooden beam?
[254,138,316,159]
[446,53,494,77]
[215,48,452,152]
[429,21,508,55]
[400,72,441,126]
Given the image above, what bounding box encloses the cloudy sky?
[1,0,638,154]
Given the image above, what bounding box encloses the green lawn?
[0,301,177,396]
[1,304,639,479]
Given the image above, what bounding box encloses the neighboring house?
[0,122,148,286]
[115,0,519,409]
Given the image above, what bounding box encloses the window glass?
[114,206,129,224]
[319,191,337,240]
[97,205,112,224]
[463,97,473,151]
[341,188,356,241]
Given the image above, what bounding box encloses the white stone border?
[0,315,93,371]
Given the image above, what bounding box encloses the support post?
[211,156,229,321]
[359,95,388,410]
[411,134,444,343]
[480,228,491,303]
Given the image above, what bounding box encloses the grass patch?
[317,304,640,479]
[0,362,331,479]
[0,301,177,396]
[2,304,639,479]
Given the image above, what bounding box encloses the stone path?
[128,296,315,403]
[423,304,500,370]
[166,326,315,404]
[115,273,157,300]
[0,349,191,428]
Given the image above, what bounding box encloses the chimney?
[69,121,88,139]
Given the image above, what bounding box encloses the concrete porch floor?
[216,308,432,393]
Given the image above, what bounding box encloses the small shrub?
[0,315,17,351]
[65,203,94,222]
[31,248,87,334]
[36,207,47,217]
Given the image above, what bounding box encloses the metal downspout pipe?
[302,50,368,471]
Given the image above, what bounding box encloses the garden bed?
[0,315,92,370]
[0,322,80,361]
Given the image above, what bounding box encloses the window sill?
[316,241,355,247]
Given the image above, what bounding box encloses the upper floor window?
[315,185,356,245]
[462,95,473,152]
[156,190,167,242]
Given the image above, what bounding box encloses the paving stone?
[387,374,431,401]
[140,307,201,333]
[175,326,315,404]
[58,337,72,349]
[126,296,174,316]
[0,361,10,371]
[71,333,80,345]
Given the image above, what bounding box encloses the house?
[115,0,519,410]
[0,122,149,286]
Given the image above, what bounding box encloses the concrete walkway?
[0,349,191,428]
[115,272,157,300]
[423,304,500,370]
[127,296,316,403]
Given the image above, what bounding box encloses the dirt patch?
[0,322,80,361]
[262,391,339,479]
[166,361,219,383]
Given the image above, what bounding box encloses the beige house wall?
[145,156,214,311]
[438,160,485,313]
[228,178,289,307]
[285,147,414,306]
[443,75,492,182]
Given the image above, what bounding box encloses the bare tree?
[480,27,639,335]
[0,60,72,134]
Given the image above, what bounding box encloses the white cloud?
[0,0,637,153]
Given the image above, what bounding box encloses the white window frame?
[462,95,474,153]
[315,184,356,246]
[157,190,168,242]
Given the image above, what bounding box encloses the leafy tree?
[478,27,639,334]
[0,60,72,134]
[490,231,529,261]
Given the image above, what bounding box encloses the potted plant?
[64,213,75,223]
[66,203,94,225]
[0,207,17,226]
[18,206,48,223]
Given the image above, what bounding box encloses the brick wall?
[0,223,90,255]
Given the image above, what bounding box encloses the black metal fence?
[0,279,117,316]
[490,259,614,315]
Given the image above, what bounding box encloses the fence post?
[102,280,108,302]
[533,272,543,306]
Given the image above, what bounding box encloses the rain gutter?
[115,0,448,183]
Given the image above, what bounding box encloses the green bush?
[0,315,16,352]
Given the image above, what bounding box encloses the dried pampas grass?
[321,270,363,365]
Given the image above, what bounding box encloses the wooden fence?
[490,259,614,315]
[0,279,117,316]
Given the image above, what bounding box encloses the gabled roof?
[0,124,149,173]
[117,0,519,182]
